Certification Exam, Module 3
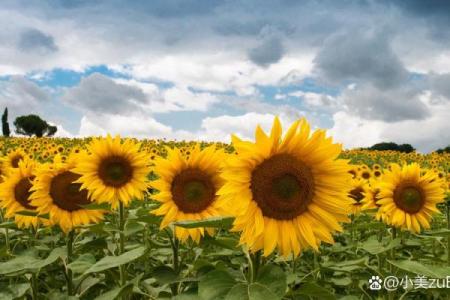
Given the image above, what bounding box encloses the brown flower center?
[50,171,91,212]
[349,187,365,203]
[11,155,23,168]
[14,177,36,210]
[98,156,133,187]
[251,154,314,220]
[171,168,215,213]
[393,183,424,214]
[361,171,371,179]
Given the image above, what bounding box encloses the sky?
[0,0,449,152]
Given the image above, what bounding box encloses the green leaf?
[360,237,401,255]
[172,291,199,300]
[204,237,239,250]
[425,229,450,237]
[255,265,287,298]
[198,270,237,300]
[124,221,145,237]
[152,266,179,284]
[15,210,38,217]
[94,283,133,300]
[0,247,65,275]
[387,260,450,278]
[0,222,16,229]
[174,217,234,229]
[294,282,336,300]
[78,276,103,297]
[224,283,279,300]
[68,253,96,274]
[0,283,30,300]
[83,247,146,275]
[330,277,352,286]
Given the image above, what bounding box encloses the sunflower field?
[0,117,449,300]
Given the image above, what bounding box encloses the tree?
[436,146,450,154]
[2,107,10,137]
[14,114,58,137]
[368,142,415,153]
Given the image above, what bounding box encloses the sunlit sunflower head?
[377,163,445,233]
[0,160,42,228]
[151,144,227,243]
[360,169,372,181]
[348,167,359,179]
[73,135,151,209]
[30,154,105,233]
[0,161,4,183]
[218,117,352,258]
[360,179,389,222]
[348,178,370,215]
[2,149,28,172]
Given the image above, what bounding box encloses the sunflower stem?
[67,230,75,296]
[0,210,10,255]
[31,273,38,300]
[245,249,255,283]
[165,228,180,295]
[251,251,262,280]
[118,201,127,291]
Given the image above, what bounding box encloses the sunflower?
[2,149,28,171]
[218,117,352,257]
[30,155,105,233]
[348,178,370,215]
[0,160,41,228]
[73,135,151,209]
[361,179,389,223]
[151,144,228,243]
[360,169,372,181]
[377,163,445,233]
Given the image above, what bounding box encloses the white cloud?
[329,92,450,152]
[78,114,172,139]
[194,112,300,142]
[162,86,220,112]
[0,76,50,118]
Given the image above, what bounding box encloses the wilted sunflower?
[0,160,41,228]
[348,178,370,215]
[378,163,445,233]
[151,145,228,243]
[30,155,105,233]
[218,117,352,257]
[73,135,151,209]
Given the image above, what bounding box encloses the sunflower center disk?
[251,154,314,220]
[14,177,36,210]
[394,185,424,214]
[50,171,91,212]
[11,155,23,168]
[349,187,364,204]
[99,156,133,187]
[171,168,215,213]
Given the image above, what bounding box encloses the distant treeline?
[362,142,449,154]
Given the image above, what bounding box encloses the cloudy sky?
[1,0,449,152]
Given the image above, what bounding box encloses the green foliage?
[436,145,450,154]
[0,188,449,299]
[1,107,10,137]
[13,114,58,137]
[368,142,415,153]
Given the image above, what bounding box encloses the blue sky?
[0,0,449,152]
